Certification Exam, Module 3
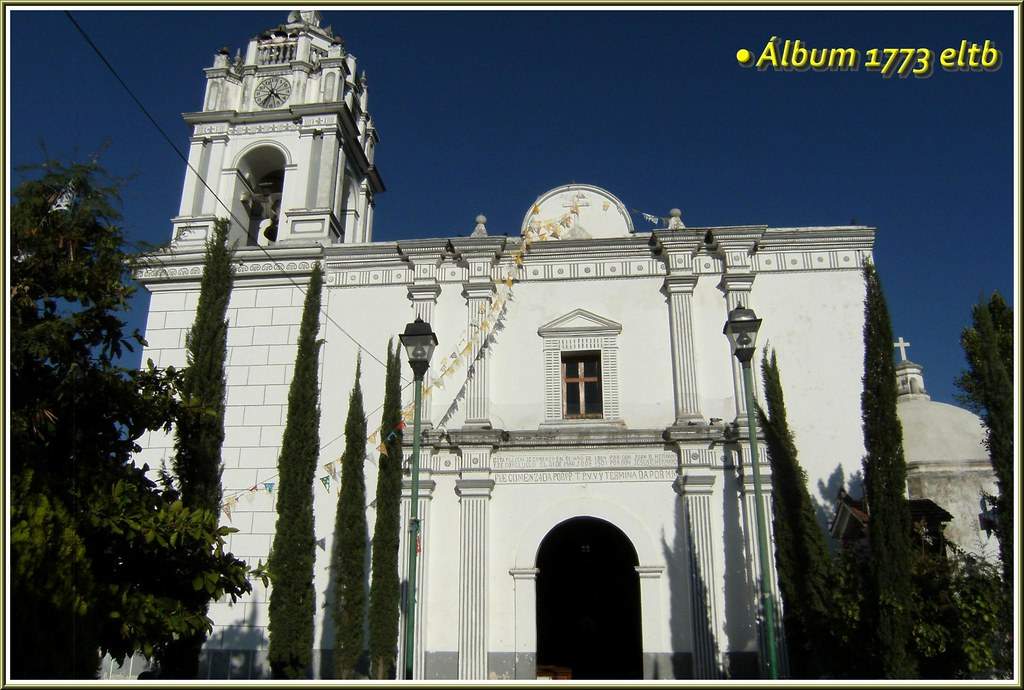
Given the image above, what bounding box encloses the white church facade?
[121,11,923,680]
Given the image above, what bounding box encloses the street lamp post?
[399,317,437,681]
[723,305,779,680]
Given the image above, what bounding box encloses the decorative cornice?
[672,473,717,496]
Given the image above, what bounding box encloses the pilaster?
[715,230,760,426]
[735,451,786,677]
[652,231,705,428]
[663,276,703,425]
[399,473,436,680]
[402,244,446,428]
[509,568,539,680]
[672,473,721,679]
[455,473,495,680]
[199,134,230,217]
[450,238,505,429]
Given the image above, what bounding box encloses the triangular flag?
[263,482,275,493]
[223,496,237,521]
[315,537,326,551]
[320,476,331,491]
[324,462,337,480]
[397,420,407,431]
[377,442,388,457]
[368,429,379,443]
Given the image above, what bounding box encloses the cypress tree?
[332,355,369,679]
[859,261,916,678]
[757,349,834,679]
[368,342,403,679]
[962,299,1014,586]
[161,216,234,678]
[267,263,324,679]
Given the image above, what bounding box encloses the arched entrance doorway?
[535,517,642,680]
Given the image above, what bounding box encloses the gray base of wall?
[424,651,459,679]
[103,648,750,680]
[645,652,693,679]
[724,651,760,679]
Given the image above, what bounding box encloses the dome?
[895,359,986,464]
[898,397,987,465]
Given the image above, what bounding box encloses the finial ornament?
[668,208,685,230]
[472,214,488,237]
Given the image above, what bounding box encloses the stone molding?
[138,223,875,289]
[673,473,717,496]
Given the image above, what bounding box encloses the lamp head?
[723,305,761,363]
[400,317,438,380]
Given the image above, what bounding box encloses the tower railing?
[257,42,297,65]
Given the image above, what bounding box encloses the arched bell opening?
[237,145,287,246]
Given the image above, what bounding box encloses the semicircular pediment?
[521,183,635,239]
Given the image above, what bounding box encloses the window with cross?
[562,351,603,418]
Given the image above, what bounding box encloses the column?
[736,454,787,677]
[718,273,755,424]
[456,475,494,679]
[462,281,495,428]
[673,474,721,679]
[663,275,703,425]
[509,568,539,680]
[398,473,435,679]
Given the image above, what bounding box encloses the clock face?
[254,76,291,109]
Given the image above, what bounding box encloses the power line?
[64,11,396,376]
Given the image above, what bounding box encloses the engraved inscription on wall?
[494,468,677,484]
[490,450,678,484]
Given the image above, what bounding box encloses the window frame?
[561,350,603,419]
[538,308,623,428]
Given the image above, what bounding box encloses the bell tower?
[171,10,384,248]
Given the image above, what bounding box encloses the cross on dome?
[894,336,912,362]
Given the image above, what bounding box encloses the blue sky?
[8,7,1015,405]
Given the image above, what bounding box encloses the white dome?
[898,397,987,465]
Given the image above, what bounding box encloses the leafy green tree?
[332,356,369,678]
[368,342,403,679]
[909,543,1010,679]
[158,217,234,677]
[957,296,1014,587]
[955,292,1013,415]
[859,261,916,678]
[757,350,834,678]
[267,264,324,679]
[10,159,250,679]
